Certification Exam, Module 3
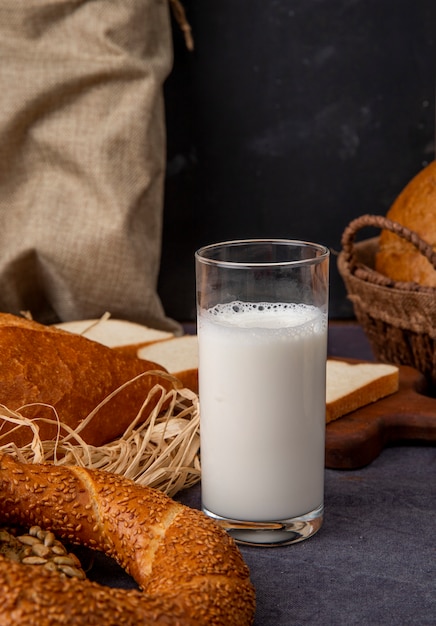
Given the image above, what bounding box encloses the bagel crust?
[0,454,256,625]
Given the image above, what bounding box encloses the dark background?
[158,0,435,323]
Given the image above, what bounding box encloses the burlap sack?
[338,215,436,387]
[0,0,180,332]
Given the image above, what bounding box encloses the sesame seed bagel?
[0,454,256,625]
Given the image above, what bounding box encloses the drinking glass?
[195,239,329,546]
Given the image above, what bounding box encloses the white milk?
[198,301,327,522]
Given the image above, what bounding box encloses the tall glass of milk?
[195,239,329,546]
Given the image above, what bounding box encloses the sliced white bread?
[54,321,399,416]
[137,335,199,393]
[137,337,399,417]
[326,359,399,423]
[54,318,175,356]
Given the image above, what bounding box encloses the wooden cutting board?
[325,363,436,469]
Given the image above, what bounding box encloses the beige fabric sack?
[0,0,180,332]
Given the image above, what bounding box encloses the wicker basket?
[337,214,436,391]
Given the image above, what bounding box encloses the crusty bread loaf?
[0,453,256,625]
[326,360,399,423]
[0,313,176,447]
[54,317,175,357]
[137,335,199,393]
[375,160,436,286]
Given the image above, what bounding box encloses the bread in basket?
[337,162,436,392]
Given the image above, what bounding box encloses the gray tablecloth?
[84,445,435,624]
[178,446,436,625]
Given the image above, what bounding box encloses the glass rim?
[195,238,330,268]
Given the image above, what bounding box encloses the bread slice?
[54,318,175,356]
[326,359,399,423]
[54,320,399,417]
[137,335,199,393]
[137,338,399,417]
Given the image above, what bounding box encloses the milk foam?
[204,301,327,334]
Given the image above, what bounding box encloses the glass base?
[203,503,323,547]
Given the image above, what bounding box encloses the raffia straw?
[0,376,200,498]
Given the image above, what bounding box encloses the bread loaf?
[0,453,256,625]
[375,160,436,286]
[0,313,176,447]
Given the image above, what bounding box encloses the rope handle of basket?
[341,214,436,288]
